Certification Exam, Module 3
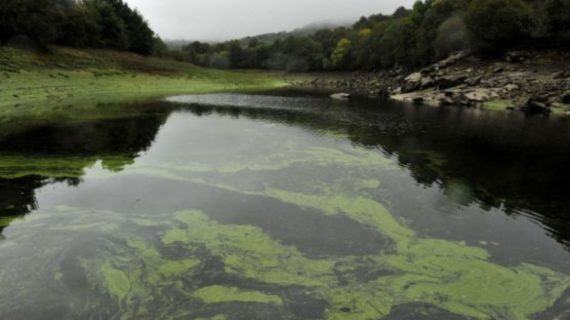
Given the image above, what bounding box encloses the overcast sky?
[124,0,415,41]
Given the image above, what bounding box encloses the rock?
[493,67,504,74]
[405,72,423,84]
[412,97,425,105]
[401,82,420,93]
[505,51,527,63]
[439,96,455,106]
[330,93,351,100]
[464,89,494,102]
[553,71,569,80]
[561,92,570,104]
[522,96,551,114]
[465,76,482,86]
[435,52,466,69]
[504,84,520,92]
[437,75,466,89]
[377,87,390,98]
[420,76,435,88]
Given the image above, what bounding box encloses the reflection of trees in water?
[179,98,570,248]
[0,105,170,233]
[2,96,569,248]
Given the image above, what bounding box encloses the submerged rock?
[330,93,351,100]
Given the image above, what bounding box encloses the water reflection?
[0,92,569,318]
[1,94,570,251]
[169,93,570,252]
[0,106,170,231]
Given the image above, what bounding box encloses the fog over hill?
[164,18,354,48]
[124,0,415,41]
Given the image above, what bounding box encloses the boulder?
[464,89,494,102]
[437,75,466,89]
[412,97,425,105]
[505,51,527,63]
[522,96,551,115]
[435,52,466,69]
[420,76,435,88]
[404,72,422,84]
[401,82,420,93]
[465,76,482,86]
[330,93,351,100]
[377,87,390,99]
[561,92,570,104]
[553,71,569,80]
[439,96,455,106]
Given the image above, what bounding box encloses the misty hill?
[240,19,353,45]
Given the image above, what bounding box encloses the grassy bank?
[0,46,288,110]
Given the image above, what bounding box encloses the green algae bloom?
[0,104,568,320]
[192,286,283,305]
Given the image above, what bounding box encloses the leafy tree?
[93,1,129,50]
[542,0,570,47]
[330,38,352,70]
[466,0,533,54]
[435,15,470,58]
[0,0,58,48]
[228,41,244,68]
[1,0,158,55]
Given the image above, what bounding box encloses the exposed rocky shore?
[289,51,570,115]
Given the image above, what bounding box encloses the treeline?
[180,0,570,71]
[0,0,159,55]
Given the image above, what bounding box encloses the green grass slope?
[0,46,288,109]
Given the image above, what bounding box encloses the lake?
[0,92,569,320]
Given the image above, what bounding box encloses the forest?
[1,0,569,71]
[0,0,158,55]
[179,0,570,71]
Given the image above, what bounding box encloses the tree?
[228,41,243,68]
[466,0,532,54]
[435,16,470,58]
[542,0,570,47]
[0,0,58,48]
[330,38,352,70]
[94,1,129,50]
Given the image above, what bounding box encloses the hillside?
[240,19,353,45]
[0,46,287,111]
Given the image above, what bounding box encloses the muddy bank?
[288,51,570,115]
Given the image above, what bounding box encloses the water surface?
[0,92,569,320]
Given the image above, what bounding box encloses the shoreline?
[0,47,288,111]
[287,51,570,116]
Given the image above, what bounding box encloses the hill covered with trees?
[0,0,159,55]
[180,0,570,71]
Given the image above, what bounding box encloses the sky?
[124,0,416,42]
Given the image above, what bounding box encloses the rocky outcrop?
[289,50,570,115]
